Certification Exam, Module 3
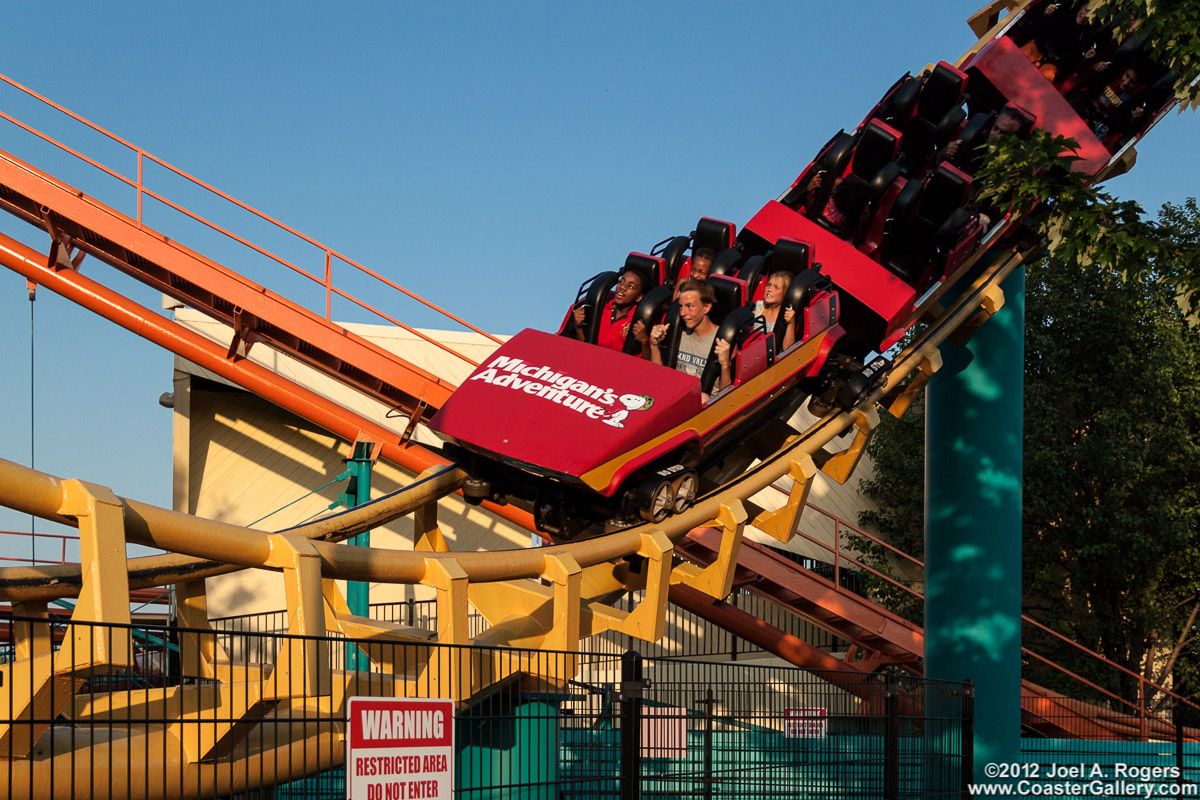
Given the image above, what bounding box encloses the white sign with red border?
[784,707,827,739]
[346,697,454,800]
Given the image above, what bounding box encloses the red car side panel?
[744,201,919,338]
[429,329,701,482]
[962,37,1111,172]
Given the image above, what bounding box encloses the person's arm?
[648,323,668,365]
[781,307,797,351]
[803,172,824,216]
[572,305,587,341]
[713,339,733,391]
[934,138,962,163]
[632,320,652,360]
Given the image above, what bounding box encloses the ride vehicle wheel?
[672,470,699,514]
[835,372,871,411]
[637,476,677,524]
[462,478,491,506]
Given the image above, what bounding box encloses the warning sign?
[784,707,827,738]
[347,697,455,800]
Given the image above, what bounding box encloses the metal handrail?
[767,481,923,601]
[776,490,1200,732]
[0,71,504,372]
[0,529,77,565]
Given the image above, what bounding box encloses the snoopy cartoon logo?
[603,394,655,428]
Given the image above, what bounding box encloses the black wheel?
[835,372,871,411]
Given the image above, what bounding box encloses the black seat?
[850,120,902,185]
[657,275,747,394]
[869,73,922,129]
[630,284,673,348]
[946,111,995,175]
[562,270,619,344]
[706,274,745,327]
[899,61,969,174]
[883,164,974,284]
[780,130,857,211]
[768,238,812,276]
[735,255,769,302]
[656,236,691,284]
[667,218,737,285]
[701,275,752,395]
[815,120,903,241]
[694,217,736,253]
[757,239,814,337]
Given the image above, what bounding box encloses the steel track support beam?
[749,455,817,543]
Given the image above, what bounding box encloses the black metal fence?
[211,589,847,662]
[0,613,971,800]
[1021,692,1200,790]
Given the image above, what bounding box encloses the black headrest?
[918,62,968,120]
[623,252,664,288]
[920,164,972,223]
[868,162,903,203]
[952,111,996,172]
[570,270,619,346]
[1107,31,1149,74]
[706,275,745,326]
[774,268,831,350]
[702,305,757,395]
[785,268,829,315]
[659,236,690,282]
[851,120,901,179]
[932,105,967,145]
[887,177,924,227]
[736,255,768,301]
[819,130,858,175]
[708,247,744,277]
[631,284,673,341]
[933,207,975,251]
[1140,70,1179,110]
[767,238,811,275]
[694,217,736,253]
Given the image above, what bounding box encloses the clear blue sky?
[0,2,1196,555]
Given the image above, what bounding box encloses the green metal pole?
[341,441,374,671]
[925,265,1024,783]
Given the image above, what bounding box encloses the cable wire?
[28,281,35,565]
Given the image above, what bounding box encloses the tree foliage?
[1021,237,1200,703]
[975,132,1200,315]
[858,200,1200,705]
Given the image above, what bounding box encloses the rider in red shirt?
[573,269,647,353]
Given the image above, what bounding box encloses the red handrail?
[0,529,78,565]
[773,486,1200,736]
[773,481,924,601]
[0,71,504,372]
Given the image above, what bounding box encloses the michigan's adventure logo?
[469,356,652,428]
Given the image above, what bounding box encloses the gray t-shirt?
[674,328,716,378]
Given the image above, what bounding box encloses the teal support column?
[338,441,374,671]
[925,265,1024,782]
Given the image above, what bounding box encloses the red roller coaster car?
[431,0,1181,539]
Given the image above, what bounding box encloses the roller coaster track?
[0,1,1196,796]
